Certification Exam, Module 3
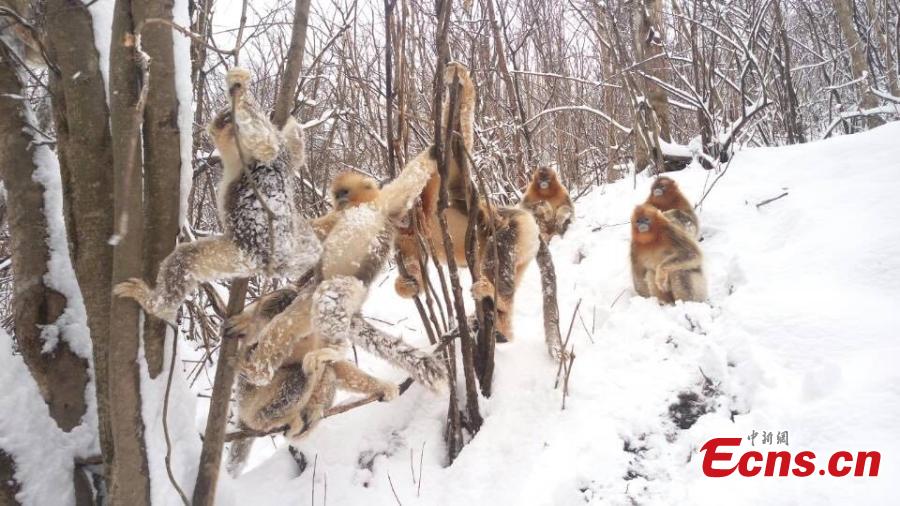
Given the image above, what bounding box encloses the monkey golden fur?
[114,68,320,322]
[312,171,381,239]
[392,63,539,342]
[521,166,574,237]
[239,134,439,389]
[227,169,445,469]
[630,204,707,304]
[645,176,699,238]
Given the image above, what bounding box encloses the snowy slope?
[220,122,900,505]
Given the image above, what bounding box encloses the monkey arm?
[280,117,306,170]
[630,247,651,297]
[655,233,703,290]
[114,236,256,322]
[239,293,316,386]
[377,146,439,218]
[554,202,574,235]
[348,317,447,392]
[331,360,399,400]
[312,212,340,241]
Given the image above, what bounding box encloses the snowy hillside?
[219,123,900,505]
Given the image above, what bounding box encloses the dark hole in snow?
[668,391,711,430]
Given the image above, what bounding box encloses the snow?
[138,320,203,505]
[0,104,98,505]
[173,0,194,227]
[218,121,900,505]
[0,330,96,506]
[82,0,114,100]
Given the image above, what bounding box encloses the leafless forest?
[0,0,898,504]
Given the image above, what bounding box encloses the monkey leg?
[312,276,367,344]
[632,260,652,298]
[669,268,707,303]
[555,205,574,236]
[472,224,518,342]
[646,270,675,304]
[113,236,255,322]
[394,230,425,298]
[240,293,315,386]
[331,360,399,401]
[226,422,254,478]
[348,316,447,391]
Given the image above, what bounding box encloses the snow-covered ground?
[216,123,900,505]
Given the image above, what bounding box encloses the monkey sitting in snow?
[630,203,707,304]
[644,176,699,239]
[521,165,574,238]
[114,68,321,322]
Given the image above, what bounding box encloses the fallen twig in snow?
[755,191,789,209]
[387,471,403,506]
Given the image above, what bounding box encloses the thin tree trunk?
[132,0,185,378]
[272,0,312,129]
[774,0,806,143]
[633,0,672,172]
[43,0,117,471]
[0,449,20,506]
[0,41,93,506]
[833,0,884,128]
[107,0,151,501]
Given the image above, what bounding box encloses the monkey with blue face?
[645,176,699,239]
[630,203,706,304]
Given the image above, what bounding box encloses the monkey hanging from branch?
[233,130,443,392]
[114,68,322,322]
[393,62,541,343]
[630,203,707,304]
[223,155,445,475]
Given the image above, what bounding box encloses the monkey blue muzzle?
[653,188,664,197]
[637,217,651,233]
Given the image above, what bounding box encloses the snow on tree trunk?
[0,42,98,506]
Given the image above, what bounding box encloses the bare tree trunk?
[632,0,671,172]
[107,0,151,501]
[0,41,92,506]
[868,0,900,95]
[774,0,806,143]
[833,0,884,128]
[195,1,311,501]
[272,0,312,128]
[131,0,186,378]
[43,0,117,471]
[536,241,564,360]
[0,449,20,506]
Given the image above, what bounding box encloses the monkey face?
[535,167,554,190]
[331,172,380,210]
[650,177,676,198]
[631,204,662,240]
[636,216,651,233]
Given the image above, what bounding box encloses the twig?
[417,441,425,497]
[311,453,317,506]
[387,471,403,506]
[755,191,788,208]
[162,329,190,505]
[561,346,576,410]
